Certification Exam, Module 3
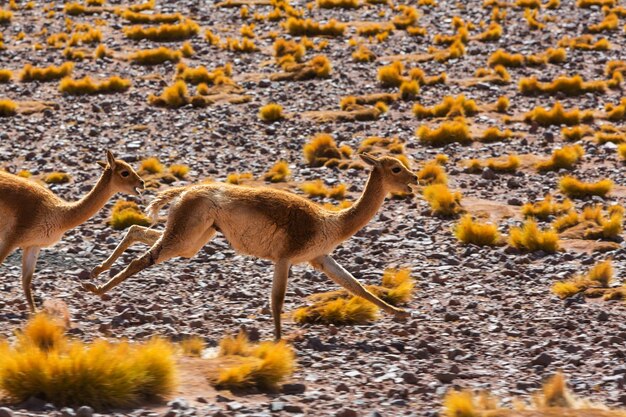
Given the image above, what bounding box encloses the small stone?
[282,383,306,394]
[336,382,351,392]
[531,352,553,367]
[167,398,189,410]
[444,312,460,322]
[436,372,456,383]
[598,311,609,322]
[269,402,285,412]
[481,168,496,180]
[336,408,358,417]
[284,404,305,413]
[76,406,94,417]
[401,372,419,384]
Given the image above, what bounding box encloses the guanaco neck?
[60,169,115,230]
[335,167,388,240]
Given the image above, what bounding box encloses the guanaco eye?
[392,167,402,174]
[121,171,130,177]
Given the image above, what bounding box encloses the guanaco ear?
[359,152,379,167]
[97,161,107,168]
[105,150,116,169]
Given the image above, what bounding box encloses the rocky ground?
[1,0,626,416]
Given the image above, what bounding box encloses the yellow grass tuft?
[0,69,12,83]
[121,10,182,24]
[0,315,175,408]
[169,164,189,179]
[562,125,593,141]
[59,76,131,95]
[20,62,74,82]
[605,98,626,121]
[226,172,253,185]
[175,63,232,85]
[423,184,463,217]
[317,0,359,8]
[148,80,189,108]
[558,34,610,50]
[284,17,346,37]
[519,75,606,96]
[129,47,182,65]
[211,333,295,390]
[44,172,70,184]
[535,144,584,172]
[552,210,580,232]
[522,194,572,220]
[417,120,472,147]
[479,127,512,143]
[110,200,151,230]
[418,162,447,185]
[377,61,404,88]
[0,99,18,117]
[524,101,593,127]
[508,219,560,253]
[454,215,500,246]
[273,38,305,61]
[303,133,352,167]
[618,143,626,160]
[0,9,13,23]
[293,268,413,325]
[413,95,478,119]
[263,160,290,183]
[443,390,476,417]
[399,80,419,100]
[124,20,200,42]
[259,103,283,122]
[552,259,613,298]
[180,337,204,357]
[352,44,376,62]
[392,5,419,29]
[301,180,346,200]
[559,176,613,198]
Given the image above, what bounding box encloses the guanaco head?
[360,153,418,194]
[98,150,144,196]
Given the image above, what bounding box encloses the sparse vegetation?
[519,75,606,96]
[59,76,131,95]
[263,160,290,182]
[110,200,151,230]
[508,219,560,253]
[552,259,613,298]
[535,144,584,171]
[423,184,463,217]
[124,20,200,42]
[417,162,447,185]
[303,133,352,167]
[413,95,478,119]
[44,172,71,184]
[0,99,17,117]
[180,336,204,357]
[129,47,182,65]
[524,101,593,126]
[209,332,295,390]
[20,62,74,82]
[454,215,500,246]
[559,176,613,198]
[522,194,572,220]
[417,120,472,146]
[259,103,284,122]
[284,17,346,36]
[0,314,175,408]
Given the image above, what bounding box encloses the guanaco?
[0,150,144,311]
[84,153,417,339]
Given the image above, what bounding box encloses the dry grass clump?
[577,0,616,6]
[94,44,114,59]
[552,259,613,299]
[300,180,346,200]
[317,0,359,8]
[272,55,331,81]
[259,103,283,122]
[352,44,376,62]
[558,35,611,50]
[619,144,626,160]
[19,62,74,82]
[487,47,567,67]
[454,215,500,246]
[377,61,404,88]
[392,5,419,29]
[562,125,594,141]
[423,184,463,217]
[169,164,189,179]
[0,99,18,117]
[121,10,182,23]
[226,172,253,185]
[284,17,346,37]
[417,120,472,147]
[417,162,447,185]
[413,95,478,119]
[124,20,200,42]
[303,133,352,167]
[589,12,619,32]
[524,101,593,126]
[109,200,151,230]
[44,172,71,184]
[466,155,520,174]
[442,373,626,416]
[559,176,613,198]
[180,337,204,357]
[0,9,13,23]
[128,47,182,65]
[473,22,502,41]
[224,37,257,52]
[524,8,545,30]
[0,314,175,408]
[605,98,626,121]
[273,38,306,62]
[519,75,606,96]
[140,157,163,174]
[535,144,584,172]
[522,194,572,220]
[399,80,419,100]
[263,160,290,183]
[59,76,131,95]
[64,2,105,15]
[209,332,294,390]
[487,49,524,67]
[479,127,512,143]
[293,269,413,325]
[148,80,188,108]
[508,219,560,253]
[175,63,232,85]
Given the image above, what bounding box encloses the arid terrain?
[1,0,626,416]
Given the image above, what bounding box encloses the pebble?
[76,406,94,417]
[0,408,13,417]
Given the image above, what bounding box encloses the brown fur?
[0,150,143,311]
[86,154,418,339]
